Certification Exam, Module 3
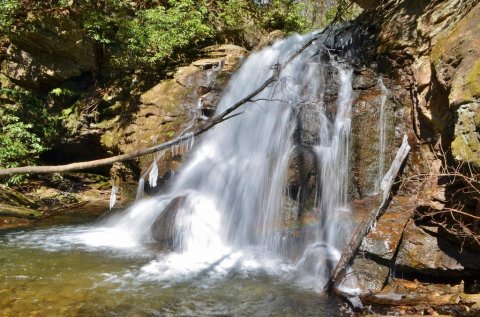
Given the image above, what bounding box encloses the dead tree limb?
[325,134,411,297]
[0,67,280,177]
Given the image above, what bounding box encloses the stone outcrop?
[352,0,382,9]
[1,15,97,90]
[100,44,247,192]
[337,0,480,310]
[150,196,185,248]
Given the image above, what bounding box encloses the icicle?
[109,184,118,210]
[136,177,145,201]
[149,162,158,188]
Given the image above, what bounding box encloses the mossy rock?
[452,103,480,166]
[0,185,40,208]
[430,4,480,106]
[0,203,43,219]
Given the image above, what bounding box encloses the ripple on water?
[1,226,340,316]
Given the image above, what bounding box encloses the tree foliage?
[0,89,58,183]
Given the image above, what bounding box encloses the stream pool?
[0,210,342,316]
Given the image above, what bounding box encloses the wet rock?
[352,68,377,90]
[360,196,413,260]
[286,146,317,214]
[349,80,399,198]
[322,65,340,98]
[349,196,406,294]
[150,196,186,248]
[294,103,321,146]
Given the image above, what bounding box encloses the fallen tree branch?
[325,134,411,301]
[0,66,280,176]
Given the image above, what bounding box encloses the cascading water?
[1,35,361,315]
[296,64,353,285]
[76,33,355,285]
[70,34,354,293]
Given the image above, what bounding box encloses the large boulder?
[150,196,186,248]
[395,220,480,275]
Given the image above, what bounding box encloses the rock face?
[340,0,480,306]
[280,49,404,257]
[150,196,185,248]
[1,16,97,90]
[100,45,247,192]
[452,102,480,165]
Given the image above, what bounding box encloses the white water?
[296,63,354,287]
[21,34,356,289]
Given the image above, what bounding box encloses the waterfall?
[295,63,353,287]
[81,33,355,287]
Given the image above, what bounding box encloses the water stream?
[1,33,358,315]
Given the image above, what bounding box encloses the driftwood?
[0,67,279,177]
[325,134,411,302]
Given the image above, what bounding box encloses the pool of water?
[0,211,342,316]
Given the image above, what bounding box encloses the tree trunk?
[0,67,279,177]
[325,135,411,302]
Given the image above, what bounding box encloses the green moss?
[465,60,480,99]
[100,131,119,150]
[452,136,480,166]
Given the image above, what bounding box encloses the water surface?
[0,211,341,316]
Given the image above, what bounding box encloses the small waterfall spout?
[85,33,356,287]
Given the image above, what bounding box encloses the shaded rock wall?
[339,0,480,306]
[1,15,97,90]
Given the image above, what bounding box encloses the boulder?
[395,219,480,276]
[150,196,186,248]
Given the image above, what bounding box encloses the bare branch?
[0,67,280,177]
[325,134,411,295]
